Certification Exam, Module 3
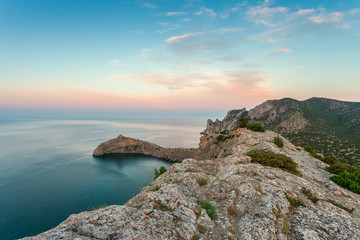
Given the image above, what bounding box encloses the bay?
[0,111,223,240]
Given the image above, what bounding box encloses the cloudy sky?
[1,0,359,110]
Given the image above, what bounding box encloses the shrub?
[247,149,301,176]
[216,134,234,142]
[227,206,239,216]
[196,200,217,220]
[273,211,282,218]
[150,185,160,191]
[304,146,323,160]
[302,188,319,203]
[274,135,284,148]
[220,129,229,135]
[284,192,306,207]
[322,155,339,165]
[197,224,207,234]
[197,177,208,186]
[330,171,360,194]
[246,123,265,132]
[327,199,355,213]
[238,117,251,128]
[326,162,360,175]
[154,166,167,180]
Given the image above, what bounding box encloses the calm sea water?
[0,111,223,240]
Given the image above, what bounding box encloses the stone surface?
[24,129,360,240]
[200,108,247,135]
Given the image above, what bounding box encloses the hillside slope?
[203,97,360,164]
[23,129,360,240]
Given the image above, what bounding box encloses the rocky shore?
[24,128,360,240]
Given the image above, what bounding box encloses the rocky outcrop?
[201,108,247,135]
[24,129,360,240]
[92,135,198,162]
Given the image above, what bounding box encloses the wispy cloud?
[195,7,217,17]
[217,27,245,34]
[109,60,123,67]
[108,70,269,99]
[166,12,187,16]
[141,2,157,9]
[309,12,344,24]
[181,18,191,22]
[296,9,315,15]
[165,33,199,44]
[276,48,291,53]
[157,23,182,34]
[247,4,288,27]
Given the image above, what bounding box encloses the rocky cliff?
[24,129,360,240]
[201,108,247,135]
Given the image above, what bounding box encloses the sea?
[0,109,224,240]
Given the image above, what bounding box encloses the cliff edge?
[24,129,360,240]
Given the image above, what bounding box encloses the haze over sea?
[0,109,224,240]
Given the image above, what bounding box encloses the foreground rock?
[92,134,198,162]
[24,129,360,240]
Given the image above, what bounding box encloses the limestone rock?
[201,108,247,135]
[24,129,360,240]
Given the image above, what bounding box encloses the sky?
[0,0,359,110]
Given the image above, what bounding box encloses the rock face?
[24,129,360,240]
[92,135,198,162]
[200,108,247,135]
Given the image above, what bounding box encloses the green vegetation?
[284,192,306,207]
[150,185,160,191]
[238,117,251,128]
[326,161,360,175]
[247,149,301,176]
[154,166,167,180]
[88,203,108,211]
[196,200,217,220]
[246,123,265,132]
[244,98,360,165]
[274,135,284,148]
[304,146,323,160]
[197,177,208,186]
[216,134,234,142]
[220,129,229,135]
[327,199,355,213]
[302,188,319,203]
[304,146,360,195]
[330,171,360,194]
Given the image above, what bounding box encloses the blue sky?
[0,0,359,110]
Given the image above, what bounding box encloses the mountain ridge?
[203,97,360,165]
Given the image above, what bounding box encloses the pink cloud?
[309,12,343,23]
[276,48,291,53]
[0,71,273,110]
[165,33,198,44]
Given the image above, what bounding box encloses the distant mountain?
[203,97,360,165]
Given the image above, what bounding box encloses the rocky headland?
[24,127,360,239]
[92,134,198,162]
